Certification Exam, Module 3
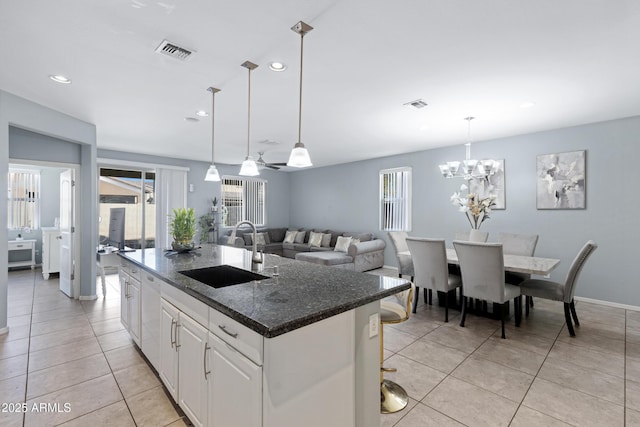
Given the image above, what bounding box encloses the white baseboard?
[0,326,9,336]
[79,295,98,301]
[574,296,640,312]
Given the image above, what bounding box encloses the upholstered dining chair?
[499,232,539,310]
[388,231,414,279]
[380,281,415,414]
[455,230,489,242]
[406,237,462,322]
[518,240,597,337]
[453,241,522,339]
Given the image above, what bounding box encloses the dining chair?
[455,230,489,242]
[453,240,522,339]
[518,240,597,337]
[406,237,462,322]
[380,281,415,413]
[499,232,539,310]
[387,231,414,281]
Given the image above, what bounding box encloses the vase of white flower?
[450,184,497,230]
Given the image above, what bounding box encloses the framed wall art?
[469,159,505,209]
[536,150,586,209]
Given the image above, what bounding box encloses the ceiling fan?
[256,152,287,170]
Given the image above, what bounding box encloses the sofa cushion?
[327,230,343,247]
[335,236,352,252]
[268,227,287,243]
[294,230,307,244]
[321,233,332,248]
[283,230,297,244]
[343,232,373,242]
[308,231,323,248]
[296,251,353,266]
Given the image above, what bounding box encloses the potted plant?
[169,207,197,252]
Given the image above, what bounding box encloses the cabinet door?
[160,299,180,400]
[128,277,141,346]
[119,271,130,330]
[208,332,262,427]
[141,273,161,371]
[178,313,209,427]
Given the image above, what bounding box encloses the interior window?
[7,168,40,230]
[221,176,266,227]
[379,167,412,231]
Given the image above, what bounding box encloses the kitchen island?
[117,244,410,427]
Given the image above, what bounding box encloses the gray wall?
[290,116,640,306]
[9,126,81,163]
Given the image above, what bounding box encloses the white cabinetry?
[160,299,180,400]
[119,260,141,346]
[141,272,161,370]
[41,227,60,279]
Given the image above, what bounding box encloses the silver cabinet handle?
[56,236,62,240]
[170,318,176,348]
[204,343,211,379]
[218,325,238,338]
[146,275,154,282]
[175,323,181,350]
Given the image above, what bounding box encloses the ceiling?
[2,0,639,169]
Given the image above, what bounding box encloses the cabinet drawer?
[9,241,32,250]
[209,308,263,366]
[120,259,141,281]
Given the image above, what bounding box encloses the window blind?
[7,170,41,230]
[221,177,266,227]
[379,167,411,231]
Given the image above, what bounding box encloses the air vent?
[258,139,280,145]
[155,40,195,61]
[404,99,428,109]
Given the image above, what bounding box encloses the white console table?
[8,239,37,269]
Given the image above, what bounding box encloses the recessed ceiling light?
[520,101,536,109]
[49,75,71,84]
[269,62,287,72]
[184,117,199,122]
[195,110,209,117]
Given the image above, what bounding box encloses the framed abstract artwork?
[536,150,586,209]
[469,159,505,209]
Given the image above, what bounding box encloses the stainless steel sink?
[179,265,268,289]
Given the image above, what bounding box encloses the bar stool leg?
[380,323,408,414]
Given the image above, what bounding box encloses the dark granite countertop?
[119,244,410,338]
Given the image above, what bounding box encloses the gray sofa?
[221,227,385,272]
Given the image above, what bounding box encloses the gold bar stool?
[380,282,415,414]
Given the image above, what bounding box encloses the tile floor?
[1,266,639,426]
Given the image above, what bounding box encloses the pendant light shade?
[287,21,313,168]
[204,87,221,182]
[239,61,260,177]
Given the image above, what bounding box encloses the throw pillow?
[334,236,352,252]
[255,233,266,246]
[294,230,307,244]
[283,230,297,244]
[321,233,332,247]
[351,238,360,246]
[308,231,323,247]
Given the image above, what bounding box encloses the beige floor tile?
[627,356,640,383]
[7,303,33,317]
[510,406,573,426]
[382,354,447,401]
[422,323,492,354]
[0,353,28,381]
[0,412,24,427]
[90,317,125,336]
[85,307,121,323]
[97,329,133,352]
[28,337,102,372]
[113,363,161,398]
[423,376,519,427]
[27,353,111,399]
[31,299,77,314]
[383,327,418,353]
[30,305,86,323]
[538,357,624,405]
[627,378,640,413]
[0,374,26,403]
[126,385,181,427]
[380,397,418,427]
[28,324,96,352]
[474,337,546,376]
[104,345,147,372]
[522,378,624,426]
[30,314,89,337]
[445,313,501,335]
[399,338,468,374]
[394,402,464,426]
[24,374,123,427]
[0,337,29,360]
[0,324,30,343]
[165,418,190,427]
[383,349,394,361]
[547,340,624,378]
[494,326,556,356]
[452,355,534,403]
[7,314,32,328]
[57,400,135,427]
[388,315,440,338]
[627,407,640,426]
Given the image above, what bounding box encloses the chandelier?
[438,117,498,180]
[204,86,221,182]
[239,61,260,177]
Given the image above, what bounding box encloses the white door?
[178,314,209,427]
[128,277,141,346]
[59,169,75,297]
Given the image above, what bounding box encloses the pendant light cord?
[247,67,252,157]
[298,32,304,144]
[211,89,216,163]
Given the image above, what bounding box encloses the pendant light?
[204,87,221,181]
[286,21,313,168]
[239,61,260,176]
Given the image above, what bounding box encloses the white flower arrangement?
[450,184,497,229]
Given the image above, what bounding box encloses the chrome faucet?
[229,220,263,264]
